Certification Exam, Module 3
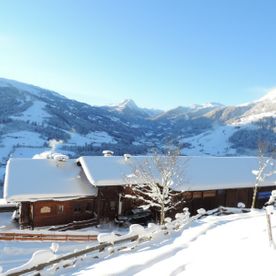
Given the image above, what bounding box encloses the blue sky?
[0,0,276,110]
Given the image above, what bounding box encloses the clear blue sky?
[0,0,276,110]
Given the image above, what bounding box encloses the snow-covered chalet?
[3,154,276,228]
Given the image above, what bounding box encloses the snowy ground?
[0,131,46,169]
[0,212,126,273]
[1,209,276,275]
[183,125,237,156]
[68,131,117,147]
[70,210,276,276]
[10,101,51,124]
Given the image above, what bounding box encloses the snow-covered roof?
[77,156,276,191]
[183,156,276,191]
[77,156,137,186]
[4,156,276,202]
[4,158,97,202]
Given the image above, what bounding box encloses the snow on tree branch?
[251,142,276,208]
[124,148,188,224]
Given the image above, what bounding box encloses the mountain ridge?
[0,77,275,183]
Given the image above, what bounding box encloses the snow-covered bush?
[197,208,206,215]
[97,232,118,244]
[237,202,245,208]
[129,224,146,238]
[267,190,276,205]
[266,205,274,215]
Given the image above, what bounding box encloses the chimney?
[102,150,114,157]
[123,154,131,160]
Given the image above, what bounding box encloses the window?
[40,206,51,214]
[85,202,93,213]
[217,190,226,196]
[74,204,82,213]
[110,201,116,210]
[183,192,192,200]
[258,191,271,200]
[203,191,216,198]
[57,205,64,214]
[193,192,202,199]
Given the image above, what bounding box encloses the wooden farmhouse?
[3,154,276,228]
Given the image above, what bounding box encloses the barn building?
[3,158,98,228]
[2,155,276,228]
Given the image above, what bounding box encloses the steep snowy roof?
[183,156,275,191]
[77,156,276,190]
[77,156,137,186]
[4,156,276,202]
[4,158,97,202]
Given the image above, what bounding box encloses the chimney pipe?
[102,150,114,157]
[123,154,131,160]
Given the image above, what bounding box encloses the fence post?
[265,206,275,248]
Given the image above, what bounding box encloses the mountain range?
[0,77,275,183]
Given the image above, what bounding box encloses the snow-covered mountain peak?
[258,88,276,102]
[112,99,163,117]
[116,99,139,111]
[191,102,224,109]
[0,77,64,99]
[0,78,43,95]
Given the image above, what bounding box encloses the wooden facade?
[18,187,125,228]
[17,185,274,228]
[96,186,124,221]
[19,197,97,228]
[178,186,274,215]
[185,186,274,214]
[120,186,275,221]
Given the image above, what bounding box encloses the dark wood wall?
[18,186,274,228]
[20,197,97,228]
[19,187,124,228]
[97,186,123,221]
[183,186,273,215]
[121,186,275,219]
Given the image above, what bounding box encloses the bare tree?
[251,142,276,209]
[125,149,187,225]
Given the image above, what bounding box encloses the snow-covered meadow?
[1,208,276,276]
[71,209,276,276]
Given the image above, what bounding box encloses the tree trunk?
[160,203,165,225]
[251,184,258,209]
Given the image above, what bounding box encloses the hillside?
[1,209,275,276]
[72,210,276,276]
[0,78,275,182]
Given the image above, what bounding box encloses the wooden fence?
[0,232,97,242]
[5,235,139,276]
[48,218,98,231]
[4,207,236,276]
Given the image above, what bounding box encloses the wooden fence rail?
[0,232,97,242]
[5,235,139,276]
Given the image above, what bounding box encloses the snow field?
[1,209,276,276]
[10,101,51,124]
[68,131,117,146]
[73,210,276,276]
[183,125,237,156]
